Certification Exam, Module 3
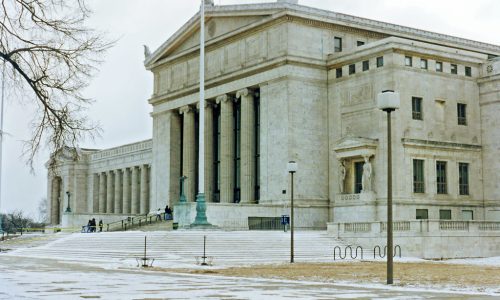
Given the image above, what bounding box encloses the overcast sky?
[1,0,499,220]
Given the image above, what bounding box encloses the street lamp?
[65,191,71,213]
[287,160,298,263]
[377,90,400,285]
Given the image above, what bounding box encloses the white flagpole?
[198,0,205,195]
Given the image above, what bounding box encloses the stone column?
[131,166,139,214]
[98,172,106,213]
[180,105,196,202]
[50,177,60,224]
[106,170,114,213]
[92,173,99,213]
[237,88,256,204]
[216,94,234,203]
[122,168,131,214]
[140,164,149,214]
[114,169,122,214]
[204,102,214,202]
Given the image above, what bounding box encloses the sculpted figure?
[362,156,372,192]
[339,160,346,193]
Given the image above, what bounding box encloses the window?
[349,64,356,75]
[213,105,221,202]
[354,161,363,194]
[405,56,412,66]
[435,61,442,72]
[334,37,342,52]
[457,103,467,125]
[413,159,425,193]
[420,59,428,69]
[362,60,369,71]
[465,66,472,77]
[233,100,241,203]
[254,92,260,202]
[412,97,423,120]
[451,64,457,74]
[357,41,365,46]
[336,68,342,78]
[439,209,452,220]
[376,56,384,67]
[462,210,473,221]
[459,163,469,195]
[416,209,429,220]
[436,161,447,194]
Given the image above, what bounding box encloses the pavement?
[0,256,496,300]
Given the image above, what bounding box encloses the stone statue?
[143,45,151,59]
[339,160,346,193]
[361,156,372,193]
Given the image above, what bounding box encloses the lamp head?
[287,161,298,173]
[377,90,400,112]
[66,191,70,196]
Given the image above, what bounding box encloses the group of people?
[155,205,173,221]
[83,218,103,233]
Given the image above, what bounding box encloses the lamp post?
[65,191,71,213]
[377,90,400,285]
[287,160,298,263]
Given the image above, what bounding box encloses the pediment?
[334,137,378,159]
[145,9,277,69]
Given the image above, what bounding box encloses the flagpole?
[192,0,211,226]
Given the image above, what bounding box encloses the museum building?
[47,0,500,255]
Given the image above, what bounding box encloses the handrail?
[104,211,171,232]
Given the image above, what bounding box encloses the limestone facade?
[48,1,500,234]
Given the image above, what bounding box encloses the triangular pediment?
[144,6,281,69]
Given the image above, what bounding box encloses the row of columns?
[179,88,256,204]
[94,165,150,214]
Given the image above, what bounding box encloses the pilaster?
[106,170,114,213]
[140,164,149,214]
[131,166,139,214]
[122,168,131,214]
[98,172,106,213]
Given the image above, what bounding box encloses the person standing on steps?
[98,219,103,232]
[156,208,162,221]
[91,218,96,232]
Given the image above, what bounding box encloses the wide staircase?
[3,230,348,267]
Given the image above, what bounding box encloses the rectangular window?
[412,97,423,120]
[354,161,363,194]
[233,100,241,203]
[213,105,221,202]
[420,59,428,69]
[376,56,384,67]
[436,161,447,194]
[349,64,356,75]
[405,56,412,66]
[436,61,443,72]
[416,209,429,220]
[465,66,472,77]
[357,41,365,46]
[336,68,342,78]
[413,159,425,193]
[439,209,452,220]
[334,37,342,52]
[451,64,458,74]
[457,103,467,125]
[362,60,369,71]
[254,92,260,202]
[459,162,469,195]
[462,210,473,221]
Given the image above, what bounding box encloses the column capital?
[236,88,254,99]
[196,100,215,110]
[215,94,229,104]
[179,105,192,115]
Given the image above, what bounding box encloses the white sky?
[1,0,499,219]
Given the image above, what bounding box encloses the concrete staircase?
[4,230,348,267]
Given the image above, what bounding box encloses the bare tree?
[0,0,113,168]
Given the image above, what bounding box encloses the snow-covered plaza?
[1,231,500,299]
